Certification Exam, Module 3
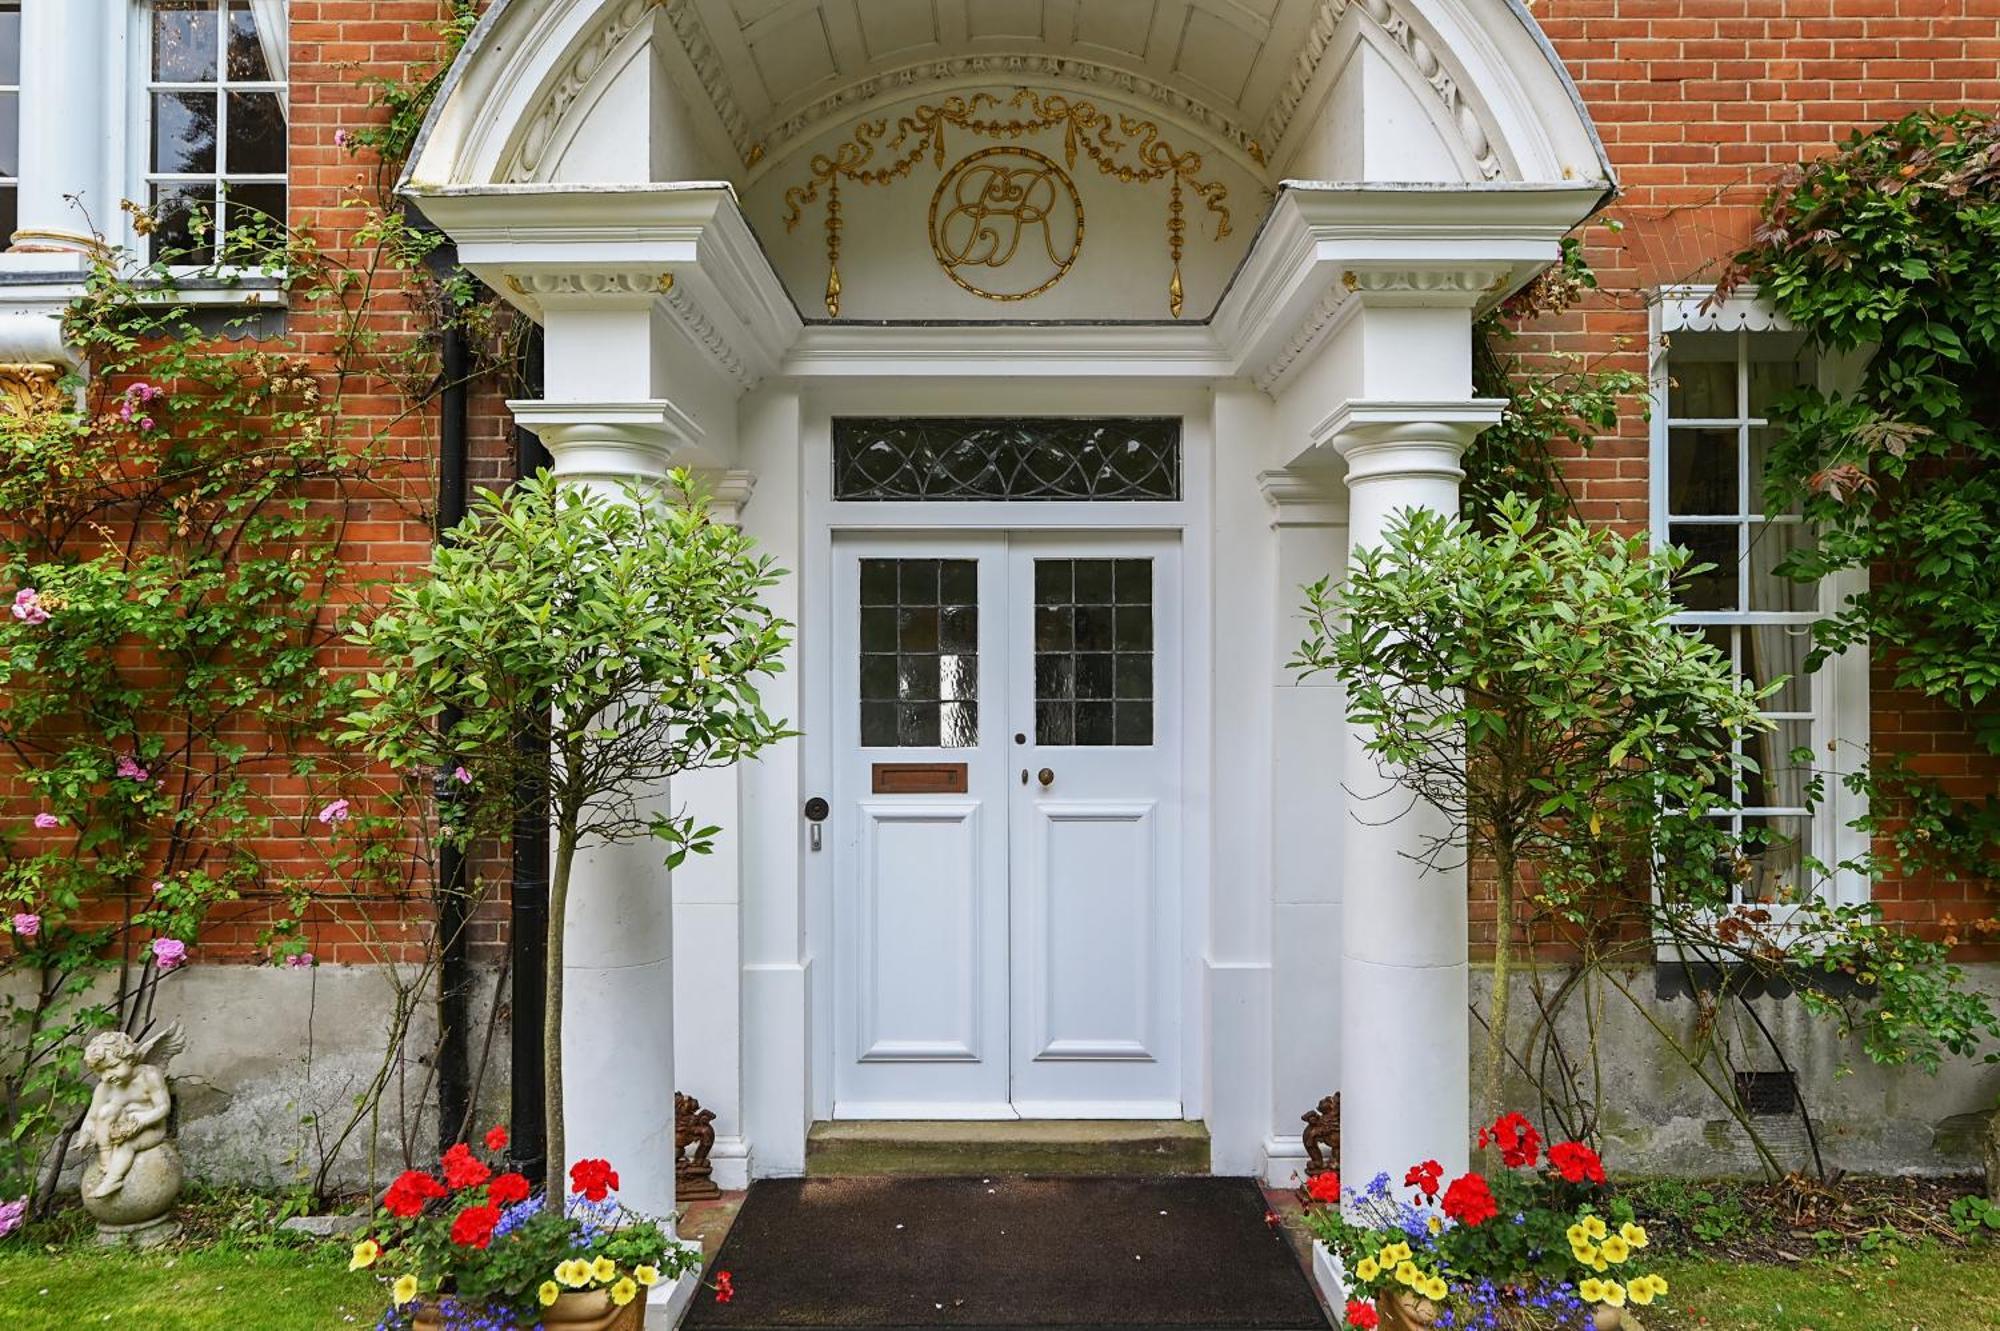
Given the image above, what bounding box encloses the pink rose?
[32,813,59,830]
[317,798,350,825]
[10,914,39,938]
[152,937,188,972]
[116,755,150,782]
[10,589,48,626]
[138,416,155,431]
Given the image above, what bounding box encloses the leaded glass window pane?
[834,418,1180,502]
[1034,558,1152,746]
[859,558,978,748]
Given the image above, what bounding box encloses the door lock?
[804,796,829,852]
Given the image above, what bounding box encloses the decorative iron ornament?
[833,417,1181,503]
[928,146,1084,302]
[782,90,1231,318]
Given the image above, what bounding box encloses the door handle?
[1037,767,1055,788]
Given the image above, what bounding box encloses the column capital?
[506,399,702,490]
[1257,467,1344,528]
[1311,398,1507,488]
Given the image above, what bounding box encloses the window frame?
[129,0,287,271]
[1648,286,1872,915]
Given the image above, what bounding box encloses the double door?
[831,532,1181,1118]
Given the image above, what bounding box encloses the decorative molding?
[1655,285,1793,334]
[1257,468,1345,526]
[1262,0,1503,180]
[503,270,674,300]
[661,283,759,391]
[755,53,1267,172]
[0,363,66,417]
[656,0,752,162]
[1340,266,1513,298]
[508,0,654,181]
[1251,279,1354,394]
[1310,398,1507,478]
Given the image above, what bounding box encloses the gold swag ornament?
[781,89,1232,318]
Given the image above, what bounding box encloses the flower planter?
[412,1292,645,1331]
[1374,1288,1440,1330]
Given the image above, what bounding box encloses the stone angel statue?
[80,1024,186,1244]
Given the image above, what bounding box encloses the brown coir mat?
[682,1175,1329,1330]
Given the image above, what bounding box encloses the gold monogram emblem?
[927,147,1083,303]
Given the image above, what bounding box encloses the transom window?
[146,0,287,263]
[833,418,1181,502]
[0,3,18,244]
[1651,302,1867,908]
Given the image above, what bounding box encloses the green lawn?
[0,1242,381,1330]
[3,1231,2000,1329]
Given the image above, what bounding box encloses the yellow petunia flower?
[1422,1277,1448,1301]
[1354,1258,1380,1283]
[1427,1215,1444,1236]
[1601,1281,1626,1308]
[557,1259,591,1289]
[1600,1236,1630,1264]
[1628,1279,1656,1307]
[1592,1256,1609,1273]
[610,1277,639,1307]
[1571,1242,1598,1266]
[1379,1243,1412,1266]
[591,1256,618,1284]
[1578,1278,1605,1303]
[1582,1215,1608,1240]
[392,1274,420,1306]
[540,1281,562,1307]
[1621,1222,1650,1249]
[1566,1223,1590,1247]
[1394,1261,1420,1286]
[636,1265,661,1288]
[1649,1274,1669,1296]
[349,1239,380,1272]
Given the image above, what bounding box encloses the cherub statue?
[82,1025,182,1200]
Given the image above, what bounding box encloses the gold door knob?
[1037,767,1055,787]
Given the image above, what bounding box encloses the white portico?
[403,0,1613,1284]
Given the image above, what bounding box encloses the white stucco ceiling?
[674,0,1321,167]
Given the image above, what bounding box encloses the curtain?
[250,0,289,114]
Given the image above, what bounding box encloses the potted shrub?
[353,1126,702,1330]
[1302,1113,1669,1330]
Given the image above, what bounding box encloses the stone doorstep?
[804,1119,1212,1178]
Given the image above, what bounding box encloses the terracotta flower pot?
[412,1292,645,1331]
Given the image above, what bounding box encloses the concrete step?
[805,1119,1210,1177]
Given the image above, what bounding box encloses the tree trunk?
[1479,840,1519,1143]
[543,824,577,1211]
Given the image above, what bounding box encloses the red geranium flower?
[487,1171,532,1207]
[1403,1160,1443,1199]
[382,1169,447,1218]
[1305,1171,1342,1204]
[1548,1140,1607,1186]
[1479,1112,1542,1169]
[1346,1299,1380,1329]
[450,1203,502,1250]
[569,1157,620,1202]
[1441,1172,1499,1227]
[442,1141,491,1190]
[714,1271,735,1304]
[484,1124,509,1153]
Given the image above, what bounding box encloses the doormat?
[682,1175,1329,1330]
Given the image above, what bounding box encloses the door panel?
[833,532,1180,1119]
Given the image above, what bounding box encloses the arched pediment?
[405,0,1612,192]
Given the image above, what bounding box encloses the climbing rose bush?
[1303,1114,1667,1329]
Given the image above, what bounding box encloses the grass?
[1653,1242,2000,1330]
[0,1240,381,1330]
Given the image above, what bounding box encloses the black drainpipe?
[508,326,552,1179]
[435,308,473,1150]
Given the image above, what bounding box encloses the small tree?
[1293,494,1768,1135]
[345,471,791,1208]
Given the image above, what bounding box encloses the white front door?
[832,533,1182,1119]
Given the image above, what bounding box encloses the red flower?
[442,1142,491,1190]
[487,1172,531,1207]
[1479,1112,1542,1170]
[1345,1299,1380,1329]
[1548,1140,1607,1186]
[1441,1172,1499,1227]
[569,1157,620,1202]
[1305,1171,1342,1204]
[484,1124,509,1153]
[1403,1160,1443,1199]
[714,1271,735,1304]
[1264,1209,1281,1228]
[450,1203,502,1250]
[382,1169,448,1218]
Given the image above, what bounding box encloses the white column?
[503,398,701,1318]
[1326,400,1500,1189]
[13,0,112,254]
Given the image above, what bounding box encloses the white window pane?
[0,5,20,84]
[153,90,218,174]
[1667,427,1739,515]
[1747,332,1812,417]
[150,182,215,262]
[226,1,271,80]
[0,92,15,178]
[226,91,285,172]
[154,1,219,82]
[1746,522,1815,612]
[1666,331,1738,418]
[1669,523,1740,611]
